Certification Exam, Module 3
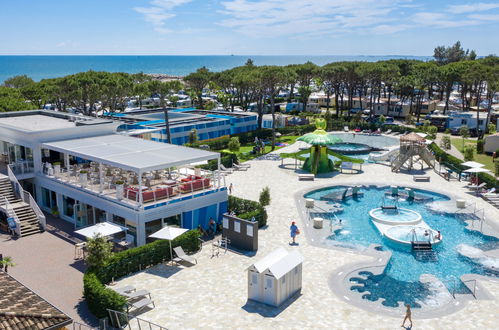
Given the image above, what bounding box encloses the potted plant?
[79,170,88,187]
[115,180,125,200]
[51,206,59,216]
[52,161,61,177]
[1,256,15,273]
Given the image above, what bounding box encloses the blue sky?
[1,0,499,55]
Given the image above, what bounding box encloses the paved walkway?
[115,139,499,330]
[0,214,97,326]
[435,133,464,160]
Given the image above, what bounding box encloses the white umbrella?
[149,226,188,264]
[75,222,127,239]
[464,167,491,173]
[462,161,485,168]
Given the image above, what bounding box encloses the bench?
[298,174,314,181]
[127,298,155,312]
[413,175,430,182]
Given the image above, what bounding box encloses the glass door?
[75,203,89,229]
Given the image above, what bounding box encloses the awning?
[464,167,491,173]
[75,222,127,239]
[42,134,219,173]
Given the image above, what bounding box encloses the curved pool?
[329,142,371,154]
[304,185,499,309]
[369,208,422,225]
[385,225,441,245]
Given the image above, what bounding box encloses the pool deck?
[115,140,499,329]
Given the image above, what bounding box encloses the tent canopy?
[462,161,485,168]
[149,226,188,240]
[42,134,220,173]
[75,222,127,239]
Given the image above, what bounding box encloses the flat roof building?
[0,110,227,246]
[105,108,258,145]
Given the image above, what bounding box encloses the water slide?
[457,244,499,272]
[368,146,400,162]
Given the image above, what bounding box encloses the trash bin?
[305,198,314,208]
[313,217,323,229]
[456,199,466,209]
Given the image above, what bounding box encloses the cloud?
[447,2,499,14]
[218,0,413,37]
[134,0,192,34]
[468,13,499,21]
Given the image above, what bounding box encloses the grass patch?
[451,138,496,172]
[221,136,299,161]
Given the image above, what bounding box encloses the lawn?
[451,137,497,172]
[222,135,299,161]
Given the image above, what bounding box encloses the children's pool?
[304,185,499,308]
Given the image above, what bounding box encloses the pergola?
[41,134,220,205]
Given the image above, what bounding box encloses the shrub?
[463,145,474,161]
[496,161,499,177]
[488,123,496,134]
[440,135,451,150]
[476,139,484,154]
[259,187,270,207]
[86,234,113,269]
[228,195,267,227]
[228,137,241,152]
[426,126,438,140]
[444,128,451,134]
[83,273,126,318]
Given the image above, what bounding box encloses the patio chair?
[343,126,349,132]
[122,289,151,300]
[173,246,197,265]
[127,298,155,313]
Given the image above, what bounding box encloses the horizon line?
[0,54,432,57]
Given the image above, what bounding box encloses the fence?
[107,309,168,330]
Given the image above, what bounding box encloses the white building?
[447,111,488,132]
[0,110,228,246]
[247,248,303,307]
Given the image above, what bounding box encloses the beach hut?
[484,133,499,154]
[247,248,303,307]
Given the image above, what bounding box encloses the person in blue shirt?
[290,221,299,244]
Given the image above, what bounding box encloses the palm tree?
[1,256,15,272]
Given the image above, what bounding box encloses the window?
[461,119,467,125]
[145,219,162,241]
[62,196,75,217]
[479,120,484,125]
[163,214,181,227]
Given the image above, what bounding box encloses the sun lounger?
[122,289,151,300]
[343,126,349,132]
[113,285,136,294]
[173,246,197,265]
[127,298,155,313]
[385,129,392,135]
[234,162,251,168]
[298,174,314,181]
[413,175,430,182]
[220,164,233,173]
[233,164,248,171]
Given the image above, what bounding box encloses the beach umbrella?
[461,161,485,168]
[75,222,127,239]
[149,226,188,264]
[463,167,490,173]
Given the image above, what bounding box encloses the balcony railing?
[8,161,34,175]
[41,164,225,209]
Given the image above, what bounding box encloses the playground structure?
[297,119,341,174]
[391,133,435,172]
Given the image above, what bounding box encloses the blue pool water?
[328,142,371,154]
[304,186,499,308]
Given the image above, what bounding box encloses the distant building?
[106,108,258,145]
[285,102,320,113]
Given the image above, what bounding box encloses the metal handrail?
[72,321,98,330]
[463,279,478,299]
[7,165,45,230]
[107,309,168,330]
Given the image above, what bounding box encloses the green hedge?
[84,230,200,318]
[83,273,127,318]
[429,142,498,188]
[228,195,268,227]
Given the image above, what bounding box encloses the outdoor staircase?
[391,145,435,172]
[0,176,42,237]
[412,241,438,262]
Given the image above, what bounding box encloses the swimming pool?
[328,133,398,161]
[304,185,499,308]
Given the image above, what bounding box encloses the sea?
[0,55,431,83]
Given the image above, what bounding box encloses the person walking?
[401,304,412,328]
[290,221,300,245]
[229,183,233,194]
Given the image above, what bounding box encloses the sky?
[1,0,499,56]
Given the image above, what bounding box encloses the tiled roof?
[0,272,72,330]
